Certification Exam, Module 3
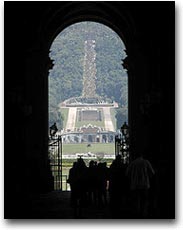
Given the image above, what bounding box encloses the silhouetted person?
[67,162,78,208]
[67,158,88,218]
[50,122,58,138]
[126,152,155,217]
[87,160,97,205]
[76,158,88,216]
[96,162,109,207]
[109,155,127,217]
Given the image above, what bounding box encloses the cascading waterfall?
[82,40,97,98]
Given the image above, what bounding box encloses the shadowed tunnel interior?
[4,1,175,219]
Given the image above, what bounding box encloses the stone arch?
[41,2,140,157]
[40,2,135,50]
[7,2,147,196]
[5,2,175,217]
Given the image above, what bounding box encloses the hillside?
[48,21,128,129]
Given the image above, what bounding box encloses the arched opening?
[88,135,93,143]
[5,1,174,219]
[48,21,128,190]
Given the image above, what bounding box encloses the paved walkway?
[29,191,153,219]
[30,191,111,219]
[103,107,115,131]
[65,108,77,131]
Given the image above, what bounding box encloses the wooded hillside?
[49,21,128,129]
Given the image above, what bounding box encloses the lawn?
[62,143,115,154]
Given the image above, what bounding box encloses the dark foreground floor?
[27,191,157,219]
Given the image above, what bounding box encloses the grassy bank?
[62,143,115,154]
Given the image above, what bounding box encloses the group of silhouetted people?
[67,158,109,214]
[67,153,155,218]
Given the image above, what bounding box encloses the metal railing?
[54,174,69,191]
[48,135,63,190]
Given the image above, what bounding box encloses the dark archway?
[5,1,175,218]
[43,2,134,155]
[47,11,131,192]
[88,135,93,143]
